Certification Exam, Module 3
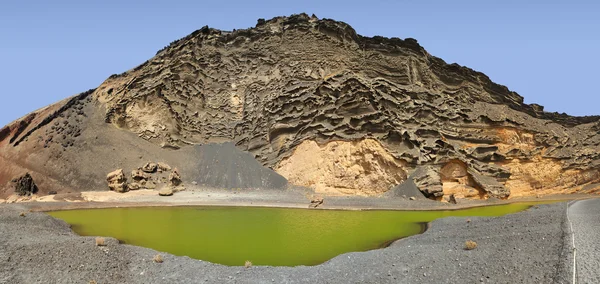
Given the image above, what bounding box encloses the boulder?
[142,162,158,173]
[469,171,510,199]
[106,169,128,193]
[131,169,150,181]
[158,188,173,196]
[12,173,38,196]
[412,166,443,198]
[448,194,458,204]
[169,168,182,186]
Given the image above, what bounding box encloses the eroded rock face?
[88,14,600,198]
[168,168,182,187]
[2,14,600,199]
[12,173,38,196]
[142,162,158,173]
[106,169,128,193]
[277,139,407,195]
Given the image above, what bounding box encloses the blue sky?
[1,0,599,126]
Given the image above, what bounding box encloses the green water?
[48,202,552,267]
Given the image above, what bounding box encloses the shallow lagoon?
[49,202,552,266]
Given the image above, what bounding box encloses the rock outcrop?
[1,14,599,200]
[106,169,127,193]
[11,173,38,196]
[168,168,182,187]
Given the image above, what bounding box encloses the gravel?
[0,202,573,283]
[568,199,600,283]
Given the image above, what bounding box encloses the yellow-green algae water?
[48,202,553,266]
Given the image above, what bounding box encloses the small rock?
[131,169,150,181]
[169,168,182,187]
[48,191,57,195]
[157,162,172,172]
[448,194,457,204]
[128,182,142,190]
[409,196,416,201]
[159,188,173,196]
[309,196,324,208]
[142,162,158,173]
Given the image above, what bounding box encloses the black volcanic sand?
[0,201,575,283]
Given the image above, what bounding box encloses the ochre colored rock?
[277,139,407,196]
[157,162,172,172]
[142,162,158,173]
[169,168,182,187]
[131,169,150,181]
[158,188,173,196]
[106,169,128,193]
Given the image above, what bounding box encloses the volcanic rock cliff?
[2,14,600,200]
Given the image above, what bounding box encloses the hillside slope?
[2,14,600,200]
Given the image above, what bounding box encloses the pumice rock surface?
[1,13,600,200]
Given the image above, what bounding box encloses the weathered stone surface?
[157,162,171,172]
[106,169,128,193]
[2,14,600,199]
[412,166,444,198]
[469,171,510,199]
[131,169,150,181]
[128,182,141,190]
[141,162,158,173]
[169,168,181,187]
[158,188,173,196]
[12,173,38,196]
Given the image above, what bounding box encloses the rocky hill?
[2,13,600,201]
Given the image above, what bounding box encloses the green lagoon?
[48,202,552,266]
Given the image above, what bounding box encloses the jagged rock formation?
[106,169,127,193]
[11,173,38,196]
[1,14,600,200]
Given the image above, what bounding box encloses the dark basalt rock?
[12,173,38,196]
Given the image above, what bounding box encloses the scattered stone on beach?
[131,169,150,181]
[158,188,173,196]
[106,169,128,193]
[48,191,57,195]
[11,173,38,196]
[409,196,416,201]
[169,168,182,187]
[191,181,198,185]
[142,162,158,173]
